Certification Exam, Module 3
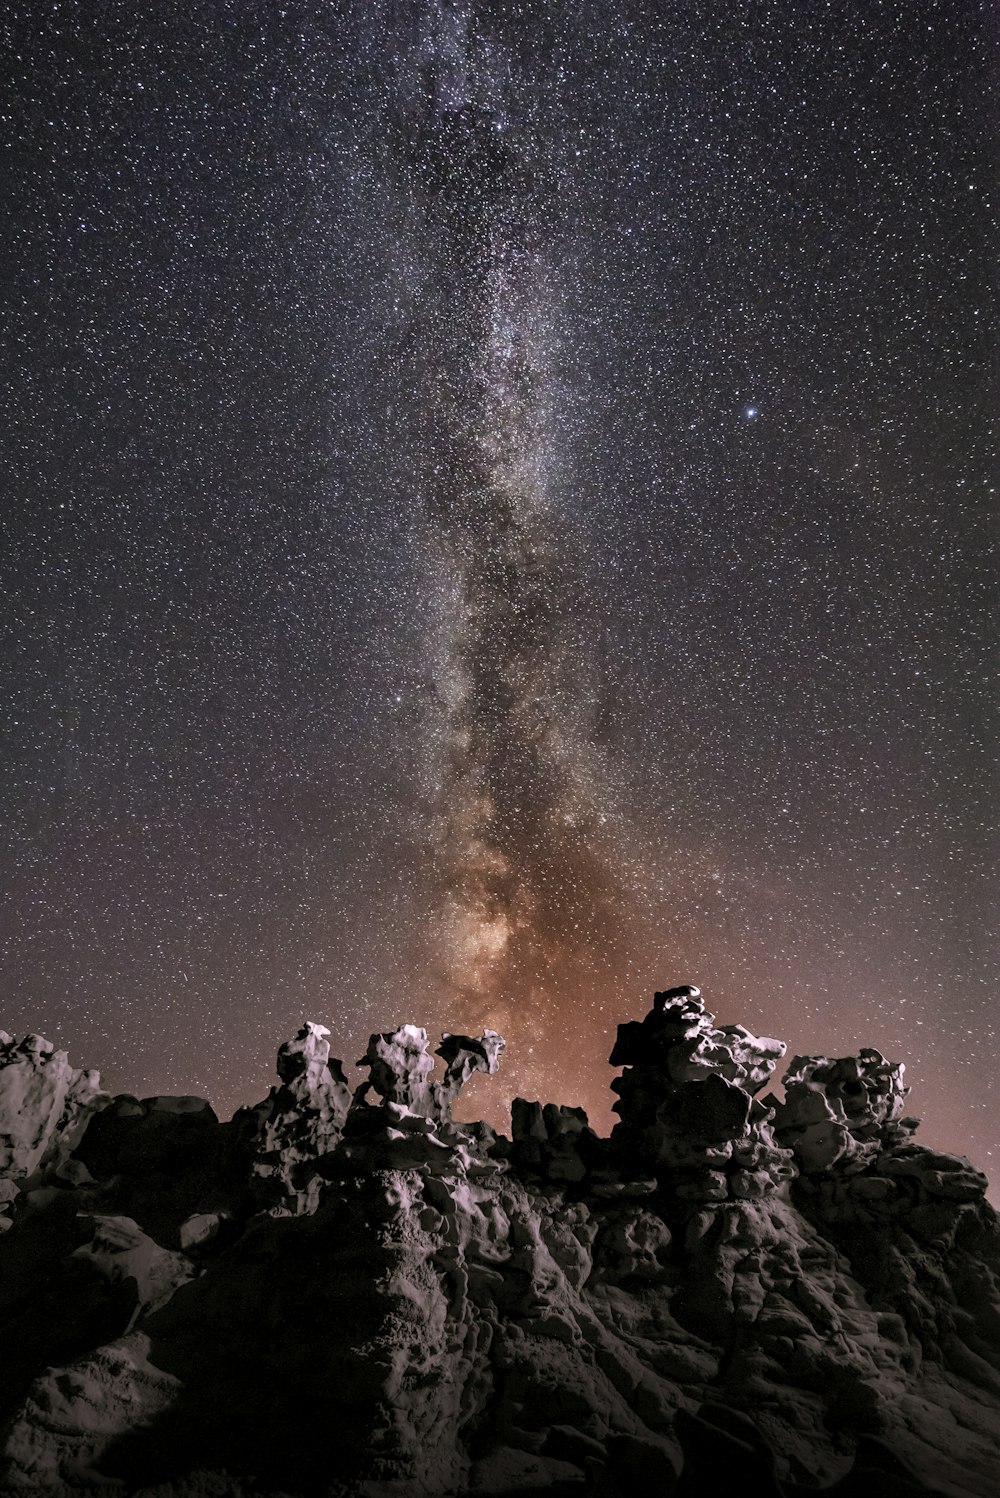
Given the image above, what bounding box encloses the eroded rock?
[771,1048,914,1173]
[0,994,996,1498]
[355,1024,505,1128]
[237,1020,352,1213]
[610,987,794,1202]
[0,1034,108,1207]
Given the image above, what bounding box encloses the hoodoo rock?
[236,1020,353,1213]
[0,989,997,1497]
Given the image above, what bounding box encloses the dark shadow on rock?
[74,1096,233,1246]
[97,1210,386,1495]
[0,1193,139,1423]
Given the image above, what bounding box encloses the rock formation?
[0,989,997,1497]
[0,1031,107,1199]
[235,1020,353,1214]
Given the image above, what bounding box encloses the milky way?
[384,5,627,1097]
[1,3,996,1162]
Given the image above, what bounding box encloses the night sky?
[3,3,996,1175]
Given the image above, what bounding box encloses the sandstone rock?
[0,1033,108,1195]
[234,1020,352,1214]
[0,992,996,1498]
[609,990,794,1201]
[609,986,786,1097]
[771,1048,912,1175]
[511,1099,600,1183]
[358,1024,437,1113]
[73,1090,226,1244]
[178,1212,224,1250]
[437,1030,505,1119]
[355,1024,505,1128]
[73,1214,194,1325]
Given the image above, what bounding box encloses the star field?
[1,2,996,1176]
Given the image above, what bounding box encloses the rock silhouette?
[0,992,997,1496]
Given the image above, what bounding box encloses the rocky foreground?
[0,987,998,1497]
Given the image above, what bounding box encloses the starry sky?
[3,2,996,1174]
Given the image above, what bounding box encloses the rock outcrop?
[0,1032,107,1226]
[0,989,997,1497]
[235,1020,353,1214]
[608,984,794,1205]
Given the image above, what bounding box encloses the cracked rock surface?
[0,990,997,1497]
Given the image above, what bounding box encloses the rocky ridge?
[0,988,997,1497]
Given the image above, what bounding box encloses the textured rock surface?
[235,1020,353,1214]
[0,1032,108,1216]
[0,990,997,1497]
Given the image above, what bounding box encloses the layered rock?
[0,991,997,1498]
